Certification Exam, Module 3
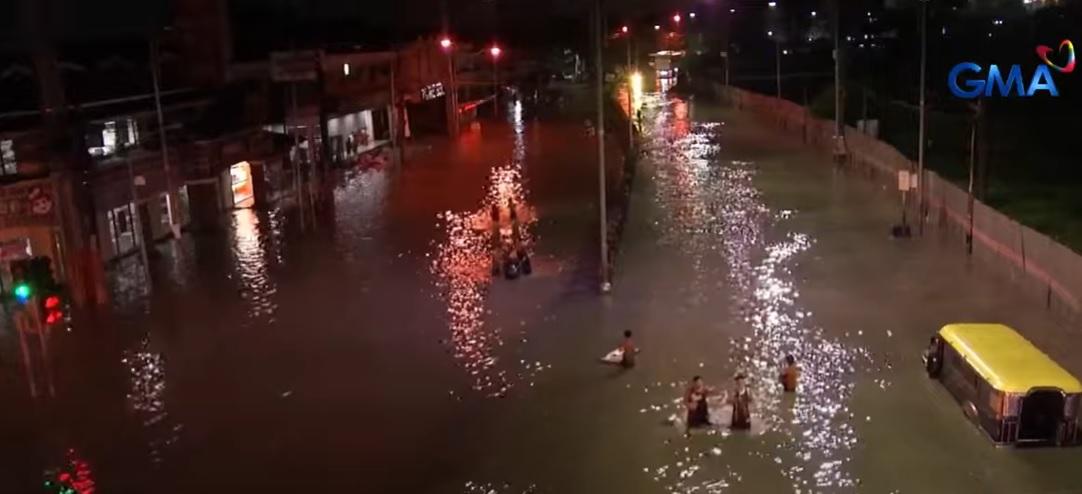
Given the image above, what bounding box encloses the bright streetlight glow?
[783,49,790,55]
[673,14,681,23]
[621,25,629,34]
[654,25,660,31]
[768,1,777,8]
[439,38,453,50]
[768,30,774,37]
[490,46,502,58]
[811,11,817,17]
[342,63,350,76]
[630,71,644,109]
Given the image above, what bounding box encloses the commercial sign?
[949,39,1074,98]
[0,180,56,229]
[421,82,445,101]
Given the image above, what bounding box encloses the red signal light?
[44,295,61,309]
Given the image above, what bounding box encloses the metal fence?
[721,84,1082,324]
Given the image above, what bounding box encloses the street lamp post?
[832,0,847,163]
[595,0,609,293]
[769,31,781,99]
[622,25,633,145]
[440,37,460,136]
[148,38,179,239]
[917,0,928,235]
[490,45,502,117]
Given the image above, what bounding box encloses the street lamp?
[439,37,459,135]
[621,25,629,34]
[619,26,634,145]
[673,13,681,24]
[490,45,502,116]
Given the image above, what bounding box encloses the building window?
[88,118,139,158]
[0,140,17,175]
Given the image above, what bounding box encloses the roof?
[938,324,1082,394]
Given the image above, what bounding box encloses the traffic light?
[42,294,63,325]
[12,281,31,304]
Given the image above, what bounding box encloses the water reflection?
[430,106,544,397]
[42,448,96,494]
[231,209,279,322]
[639,95,866,491]
[122,335,180,465]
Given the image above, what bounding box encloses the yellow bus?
[923,323,1082,446]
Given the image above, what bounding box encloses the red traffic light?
[42,294,63,325]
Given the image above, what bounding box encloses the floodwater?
[2,89,1082,493]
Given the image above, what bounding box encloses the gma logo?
[948,63,1058,98]
[948,39,1074,99]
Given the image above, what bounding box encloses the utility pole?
[595,0,610,293]
[125,151,152,293]
[967,100,981,255]
[775,38,782,99]
[917,0,928,235]
[832,0,847,163]
[626,31,633,146]
[149,38,179,239]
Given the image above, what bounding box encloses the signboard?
[271,51,322,82]
[421,82,445,101]
[0,237,31,261]
[0,180,57,229]
[897,171,911,192]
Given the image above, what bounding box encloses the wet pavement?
[3,88,1082,493]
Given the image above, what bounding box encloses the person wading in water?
[685,376,716,431]
[729,373,752,430]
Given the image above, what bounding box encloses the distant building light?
[654,25,661,31]
[729,8,736,13]
[811,11,817,17]
[768,1,777,8]
[689,12,696,19]
[343,63,350,76]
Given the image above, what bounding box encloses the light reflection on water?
[431,101,545,398]
[122,335,180,466]
[231,209,279,323]
[640,95,867,492]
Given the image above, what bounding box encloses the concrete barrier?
[717,84,1082,325]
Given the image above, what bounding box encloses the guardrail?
[720,84,1082,324]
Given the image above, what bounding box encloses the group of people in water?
[684,354,800,432]
[613,332,802,434]
[490,199,531,280]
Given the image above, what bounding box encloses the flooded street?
[3,89,1082,493]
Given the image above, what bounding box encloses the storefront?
[404,82,449,137]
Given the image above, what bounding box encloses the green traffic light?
[13,283,31,301]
